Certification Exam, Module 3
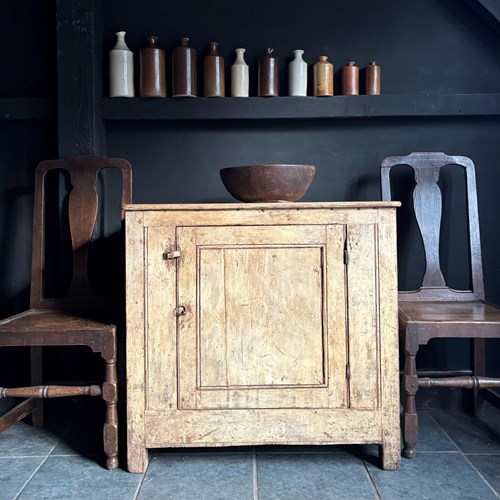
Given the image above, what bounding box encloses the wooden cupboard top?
[123,201,401,211]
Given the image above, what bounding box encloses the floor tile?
[137,452,254,500]
[0,456,46,499]
[0,422,60,457]
[367,452,498,499]
[466,454,500,495]
[412,410,459,452]
[256,452,376,499]
[430,410,500,454]
[50,415,102,456]
[16,455,143,500]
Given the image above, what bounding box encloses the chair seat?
[399,301,500,344]
[0,309,116,349]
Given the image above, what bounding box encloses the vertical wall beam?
[56,0,105,157]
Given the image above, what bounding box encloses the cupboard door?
[176,224,348,410]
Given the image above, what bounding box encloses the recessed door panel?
[177,225,347,410]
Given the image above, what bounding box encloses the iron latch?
[163,250,180,260]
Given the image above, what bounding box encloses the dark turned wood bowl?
[220,164,316,202]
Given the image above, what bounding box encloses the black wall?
[1,0,499,405]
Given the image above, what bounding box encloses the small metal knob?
[174,305,187,316]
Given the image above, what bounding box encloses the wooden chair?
[381,151,500,459]
[0,155,132,469]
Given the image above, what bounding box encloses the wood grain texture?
[381,151,500,460]
[125,203,400,472]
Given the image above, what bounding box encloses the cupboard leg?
[380,442,400,471]
[127,447,149,473]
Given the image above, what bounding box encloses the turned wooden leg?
[102,356,118,469]
[471,338,486,416]
[402,338,419,459]
[30,346,44,427]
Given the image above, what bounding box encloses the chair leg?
[30,346,44,427]
[402,341,419,459]
[102,356,118,470]
[472,338,486,416]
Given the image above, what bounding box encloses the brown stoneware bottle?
[204,42,225,97]
[172,37,197,97]
[313,56,334,96]
[341,61,359,95]
[140,36,166,97]
[366,61,381,95]
[258,48,279,97]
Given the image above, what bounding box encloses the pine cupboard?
[124,202,401,473]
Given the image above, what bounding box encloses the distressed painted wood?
[125,202,400,473]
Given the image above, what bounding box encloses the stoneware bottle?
[172,37,197,97]
[366,60,381,95]
[231,48,249,97]
[109,31,134,98]
[140,36,166,97]
[288,49,307,96]
[313,55,333,97]
[341,61,359,95]
[258,48,279,97]
[204,42,225,97]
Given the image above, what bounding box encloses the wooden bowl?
[220,164,316,202]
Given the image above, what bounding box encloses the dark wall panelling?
[101,0,500,376]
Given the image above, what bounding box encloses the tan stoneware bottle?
[313,55,334,96]
[172,37,197,97]
[366,61,381,95]
[204,42,225,97]
[140,36,166,97]
[258,48,279,97]
[341,61,359,95]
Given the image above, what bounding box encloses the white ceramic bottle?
[288,49,308,96]
[109,31,134,98]
[231,48,249,97]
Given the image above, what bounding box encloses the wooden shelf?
[102,94,500,121]
[0,98,55,121]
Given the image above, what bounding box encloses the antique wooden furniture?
[381,152,500,459]
[0,155,132,469]
[124,201,401,473]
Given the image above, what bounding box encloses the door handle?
[174,305,187,316]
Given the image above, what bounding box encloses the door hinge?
[343,247,349,265]
[346,364,351,380]
[163,250,180,260]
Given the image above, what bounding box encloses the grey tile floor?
[1,395,499,500]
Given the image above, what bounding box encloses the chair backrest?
[30,155,132,309]
[381,151,484,302]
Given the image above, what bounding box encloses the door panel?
[177,225,348,410]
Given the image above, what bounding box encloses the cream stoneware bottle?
[109,31,134,98]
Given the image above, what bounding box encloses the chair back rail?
[29,155,132,309]
[381,151,484,302]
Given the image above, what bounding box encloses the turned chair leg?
[471,338,486,416]
[102,356,119,469]
[30,346,44,427]
[402,343,419,459]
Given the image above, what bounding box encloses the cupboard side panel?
[347,223,380,409]
[125,211,148,472]
[377,208,401,469]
